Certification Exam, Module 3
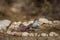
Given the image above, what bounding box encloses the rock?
[28,21,33,24]
[1,20,11,26]
[28,33,34,36]
[7,30,15,35]
[17,21,22,26]
[39,18,49,24]
[53,20,60,24]
[49,32,59,37]
[0,30,4,33]
[41,33,48,37]
[22,32,29,36]
[48,21,53,24]
[14,32,22,36]
[23,22,29,27]
[8,21,20,30]
[0,20,11,30]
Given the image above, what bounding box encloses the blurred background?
[0,0,60,21]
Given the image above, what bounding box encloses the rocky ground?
[0,33,60,40]
[0,22,60,40]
